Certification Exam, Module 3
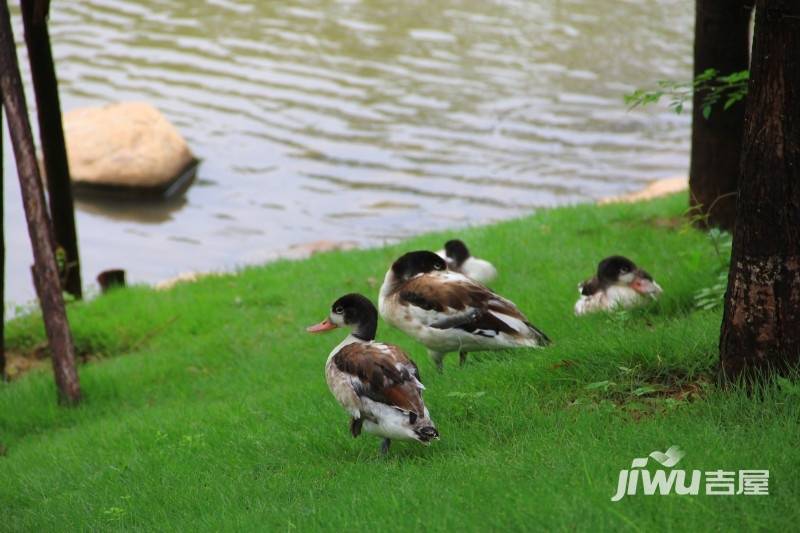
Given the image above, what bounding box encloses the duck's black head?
[391,250,447,281]
[444,239,470,266]
[597,255,638,284]
[307,293,378,341]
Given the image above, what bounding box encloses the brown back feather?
[333,343,424,415]
[398,274,529,322]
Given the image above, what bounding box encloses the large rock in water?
[62,101,198,199]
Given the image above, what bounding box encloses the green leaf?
[702,105,712,119]
[719,70,749,83]
[632,385,663,397]
[723,94,743,110]
[585,380,612,391]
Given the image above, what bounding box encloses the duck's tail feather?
[525,322,551,347]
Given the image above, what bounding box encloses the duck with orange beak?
[307,293,439,456]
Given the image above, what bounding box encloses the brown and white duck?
[574,255,663,316]
[436,239,497,285]
[379,251,550,371]
[307,293,439,456]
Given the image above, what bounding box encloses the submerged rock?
[61,101,199,199]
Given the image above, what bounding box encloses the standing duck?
[574,255,663,316]
[379,251,550,371]
[307,293,439,455]
[436,239,497,285]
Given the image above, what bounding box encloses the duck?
[574,255,663,316]
[379,250,550,371]
[436,239,497,285]
[307,293,439,456]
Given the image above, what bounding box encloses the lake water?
[2,0,692,306]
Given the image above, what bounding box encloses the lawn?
[1,193,798,531]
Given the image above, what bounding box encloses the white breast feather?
[575,285,651,315]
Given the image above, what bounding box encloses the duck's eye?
[334,306,344,314]
[619,267,629,274]
[434,263,444,270]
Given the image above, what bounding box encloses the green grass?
[1,194,798,532]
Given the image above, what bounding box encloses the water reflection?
[3,0,692,304]
[74,196,188,224]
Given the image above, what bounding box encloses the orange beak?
[630,272,661,295]
[306,318,338,333]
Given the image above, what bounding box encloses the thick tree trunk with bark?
[0,1,80,402]
[21,0,82,300]
[719,0,800,380]
[689,0,752,231]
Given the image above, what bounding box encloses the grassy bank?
[1,194,798,531]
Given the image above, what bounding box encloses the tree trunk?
[0,0,80,403]
[689,0,752,231]
[21,0,82,300]
[719,0,800,380]
[0,99,4,381]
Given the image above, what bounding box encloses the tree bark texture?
[0,98,4,381]
[689,0,753,231]
[21,0,82,299]
[0,1,80,403]
[719,0,800,380]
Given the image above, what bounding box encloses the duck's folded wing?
[579,277,601,296]
[332,343,425,416]
[399,273,550,344]
[431,308,517,338]
[398,271,494,312]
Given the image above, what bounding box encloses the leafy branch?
[625,68,749,118]
[693,228,733,311]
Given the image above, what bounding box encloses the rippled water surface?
[3,0,692,304]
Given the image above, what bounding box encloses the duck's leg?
[428,350,446,372]
[380,438,392,456]
[459,351,468,366]
[349,417,363,438]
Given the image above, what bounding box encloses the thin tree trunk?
[21,0,82,300]
[0,97,4,381]
[719,0,800,380]
[689,0,752,231]
[0,0,80,403]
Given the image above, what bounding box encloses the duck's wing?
[579,276,601,296]
[399,272,550,344]
[332,343,425,417]
[575,277,608,315]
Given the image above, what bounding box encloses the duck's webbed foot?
[459,350,468,366]
[349,417,363,438]
[380,438,392,456]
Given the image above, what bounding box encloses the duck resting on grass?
[307,293,439,456]
[379,250,550,371]
[436,239,497,285]
[574,255,663,316]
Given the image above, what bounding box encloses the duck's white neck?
[378,269,398,302]
[327,333,365,362]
